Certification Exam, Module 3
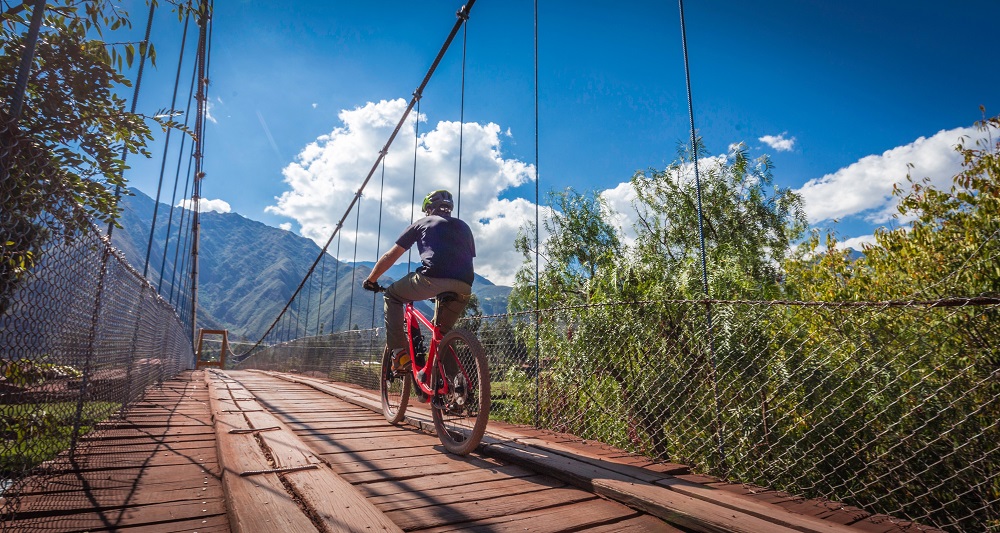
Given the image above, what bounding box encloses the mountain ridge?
[111,189,511,340]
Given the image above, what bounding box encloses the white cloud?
[840,234,877,251]
[601,181,638,248]
[267,98,536,286]
[205,99,218,124]
[794,126,980,224]
[177,197,232,213]
[759,133,795,152]
[311,103,318,109]
[279,222,293,231]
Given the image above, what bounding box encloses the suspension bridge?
[2,1,998,532]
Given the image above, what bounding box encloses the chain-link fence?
[0,219,194,528]
[235,295,999,532]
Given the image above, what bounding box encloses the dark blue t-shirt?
[396,215,476,285]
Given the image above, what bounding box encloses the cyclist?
[362,189,475,371]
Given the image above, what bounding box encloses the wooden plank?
[4,503,228,532]
[421,498,669,533]
[14,483,224,514]
[386,487,599,530]
[335,458,485,485]
[358,464,540,499]
[371,475,565,513]
[585,513,688,533]
[484,440,812,533]
[213,370,402,533]
[206,371,319,533]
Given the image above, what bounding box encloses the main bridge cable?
[233,0,478,359]
[189,0,212,341]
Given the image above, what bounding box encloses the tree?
[0,0,192,312]
[627,141,806,300]
[507,140,807,461]
[774,111,1000,530]
[509,188,621,312]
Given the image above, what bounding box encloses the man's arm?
[365,244,406,284]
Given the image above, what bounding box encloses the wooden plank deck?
[2,370,228,532]
[2,370,940,532]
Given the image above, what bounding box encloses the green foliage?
[0,401,120,477]
[1,357,82,387]
[509,139,808,463]
[769,112,1000,528]
[628,141,806,300]
[0,0,194,312]
[503,123,999,529]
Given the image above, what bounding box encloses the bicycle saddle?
[436,291,469,304]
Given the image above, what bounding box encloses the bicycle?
[372,285,490,455]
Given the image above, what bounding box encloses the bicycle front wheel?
[380,346,410,424]
[431,328,490,455]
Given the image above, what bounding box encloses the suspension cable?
[370,153,388,332]
[457,9,468,218]
[144,6,191,278]
[189,0,211,342]
[316,252,326,334]
[303,263,314,334]
[533,0,541,429]
[348,197,362,329]
[159,47,199,294]
[331,230,342,331]
[234,0,477,357]
[108,1,157,238]
[408,97,421,272]
[677,0,724,472]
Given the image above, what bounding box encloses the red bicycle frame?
[402,302,448,400]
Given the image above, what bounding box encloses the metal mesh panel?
[237,297,999,532]
[0,220,194,529]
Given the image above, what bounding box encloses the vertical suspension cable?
[348,198,362,330]
[456,12,468,218]
[316,251,326,334]
[369,155,388,371]
[330,230,342,331]
[370,154,388,331]
[293,291,301,337]
[143,7,191,279]
[169,150,195,305]
[533,0,541,429]
[108,2,157,238]
[303,265,314,335]
[677,0,724,471]
[408,98,421,272]
[158,50,199,294]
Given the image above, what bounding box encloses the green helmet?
[422,189,454,214]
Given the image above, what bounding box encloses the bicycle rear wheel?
[431,328,490,455]
[380,346,410,424]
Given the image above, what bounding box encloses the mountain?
[112,189,511,340]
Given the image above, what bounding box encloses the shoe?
[414,368,428,402]
[391,349,411,372]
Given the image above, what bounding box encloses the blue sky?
[122,1,1000,285]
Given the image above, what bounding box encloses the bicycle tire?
[431,328,490,455]
[380,346,410,424]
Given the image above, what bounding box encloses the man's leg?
[384,272,442,351]
[426,277,473,334]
